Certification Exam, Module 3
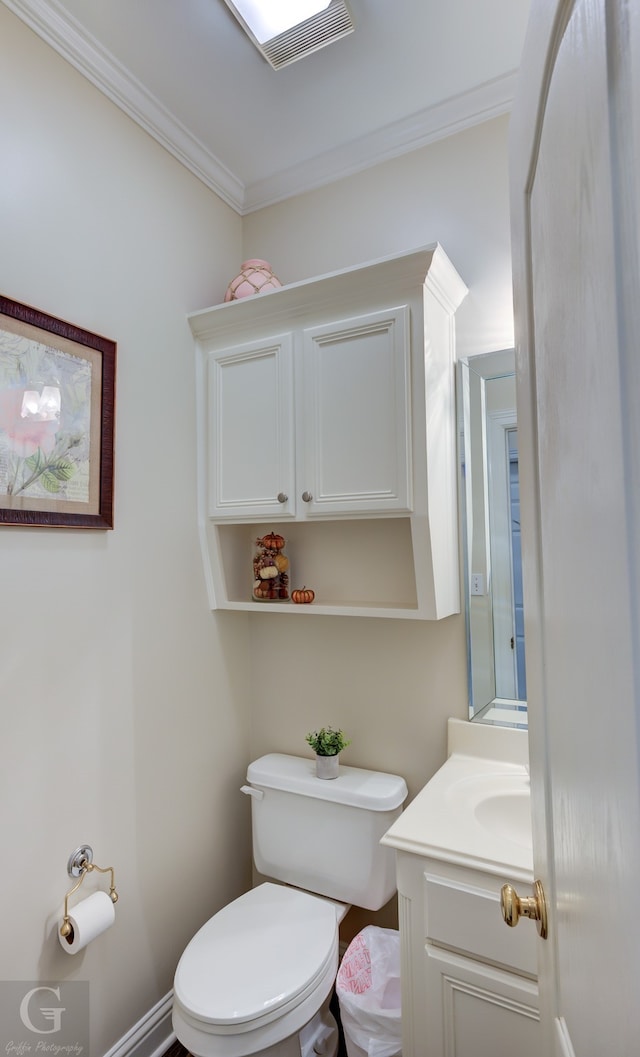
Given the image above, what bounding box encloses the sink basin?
[444,769,533,853]
[474,788,532,848]
[381,754,534,874]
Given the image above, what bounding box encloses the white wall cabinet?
[190,245,467,618]
[394,853,541,1057]
[207,306,411,521]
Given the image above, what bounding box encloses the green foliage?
[18,448,78,496]
[41,458,76,492]
[305,726,351,757]
[25,450,46,474]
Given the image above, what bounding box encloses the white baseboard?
[102,992,175,1057]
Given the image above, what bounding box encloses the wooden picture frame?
[0,296,115,528]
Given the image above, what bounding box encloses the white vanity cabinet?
[381,738,540,1057]
[190,245,467,618]
[394,853,540,1057]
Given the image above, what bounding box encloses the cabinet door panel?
[208,335,294,519]
[302,307,412,516]
[427,948,540,1057]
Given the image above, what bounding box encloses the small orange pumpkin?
[291,586,315,604]
[257,531,286,551]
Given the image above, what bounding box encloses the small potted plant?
[305,726,351,779]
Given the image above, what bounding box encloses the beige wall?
[0,8,252,1053]
[242,115,515,362]
[0,2,516,1043]
[242,116,516,935]
[242,117,515,788]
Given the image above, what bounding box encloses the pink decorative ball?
[224,259,282,302]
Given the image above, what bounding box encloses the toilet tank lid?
[247,754,408,811]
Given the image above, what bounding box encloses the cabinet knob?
[301,491,313,503]
[277,492,288,504]
[500,879,548,939]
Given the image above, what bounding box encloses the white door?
[510,1,640,1054]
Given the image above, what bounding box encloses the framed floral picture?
[0,296,115,528]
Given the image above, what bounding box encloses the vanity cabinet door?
[207,334,295,519]
[394,857,540,1057]
[425,947,541,1057]
[300,307,412,517]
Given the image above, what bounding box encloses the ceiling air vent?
[224,1,355,70]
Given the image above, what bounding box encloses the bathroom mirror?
[458,350,527,727]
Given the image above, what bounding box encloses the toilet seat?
[173,883,339,1037]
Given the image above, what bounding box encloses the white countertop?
[381,750,534,882]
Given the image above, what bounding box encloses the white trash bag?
[336,926,402,1057]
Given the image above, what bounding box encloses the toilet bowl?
[172,754,408,1057]
[173,883,343,1057]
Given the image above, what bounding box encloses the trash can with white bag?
[336,926,402,1057]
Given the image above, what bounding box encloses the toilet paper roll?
[59,890,116,955]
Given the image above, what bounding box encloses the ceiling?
[4,0,532,214]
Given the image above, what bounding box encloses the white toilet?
[172,753,407,1057]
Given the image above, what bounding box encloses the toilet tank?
[245,754,408,911]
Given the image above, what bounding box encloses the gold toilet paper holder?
[60,844,118,940]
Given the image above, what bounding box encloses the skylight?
[222,0,354,70]
[225,0,332,44]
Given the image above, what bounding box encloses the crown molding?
[3,0,245,211]
[4,0,516,216]
[242,72,517,212]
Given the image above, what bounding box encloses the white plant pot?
[315,754,340,779]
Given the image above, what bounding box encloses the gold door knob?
[500,879,548,939]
